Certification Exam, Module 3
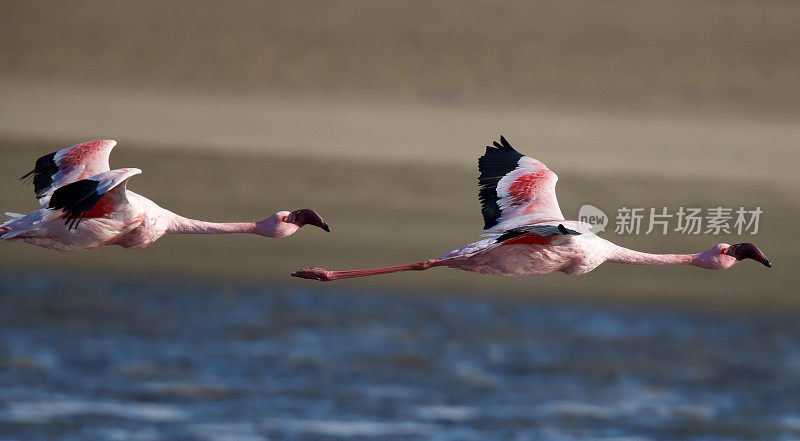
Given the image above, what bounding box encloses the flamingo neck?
[166,215,257,235]
[606,245,698,266]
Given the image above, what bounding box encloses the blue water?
[1,271,799,440]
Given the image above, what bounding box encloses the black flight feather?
[478,135,523,230]
[48,179,104,230]
[20,152,59,199]
[495,224,580,243]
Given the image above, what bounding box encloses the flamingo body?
[6,191,170,252]
[292,136,770,282]
[2,140,330,251]
[442,223,605,276]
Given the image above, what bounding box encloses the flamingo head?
[695,242,772,269]
[255,209,330,238]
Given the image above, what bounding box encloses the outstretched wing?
[47,168,141,230]
[477,136,563,232]
[21,139,117,205]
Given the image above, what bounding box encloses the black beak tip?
[763,259,772,268]
[322,223,331,232]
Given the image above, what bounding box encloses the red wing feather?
[48,168,141,230]
[499,233,554,246]
[478,137,563,233]
[22,139,116,205]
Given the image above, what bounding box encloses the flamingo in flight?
[293,136,770,281]
[1,140,330,251]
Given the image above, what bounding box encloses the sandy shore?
[4,1,799,115]
[1,80,798,187]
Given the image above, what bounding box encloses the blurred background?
[1,1,799,440]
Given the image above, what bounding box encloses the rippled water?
[1,271,799,440]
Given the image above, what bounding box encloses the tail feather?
[2,212,25,228]
[1,209,50,239]
[4,212,25,220]
[1,224,34,239]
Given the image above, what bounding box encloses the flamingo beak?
[723,243,771,268]
[287,209,330,232]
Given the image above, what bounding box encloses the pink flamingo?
[293,136,770,281]
[1,140,330,251]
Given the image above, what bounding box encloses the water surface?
[1,272,799,440]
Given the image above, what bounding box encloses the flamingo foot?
[291,268,333,281]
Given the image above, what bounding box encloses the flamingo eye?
[281,216,289,222]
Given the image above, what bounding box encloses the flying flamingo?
[1,140,330,251]
[292,136,770,281]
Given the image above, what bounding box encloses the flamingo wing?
[494,223,580,244]
[21,140,117,206]
[47,168,142,230]
[478,136,564,233]
[442,223,582,261]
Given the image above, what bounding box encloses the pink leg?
[291,259,442,281]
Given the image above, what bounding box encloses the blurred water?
[1,271,799,441]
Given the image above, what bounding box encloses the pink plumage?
[2,140,330,251]
[292,136,771,282]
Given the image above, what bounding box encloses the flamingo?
[1,140,330,251]
[292,136,770,281]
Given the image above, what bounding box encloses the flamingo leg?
[292,259,442,281]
